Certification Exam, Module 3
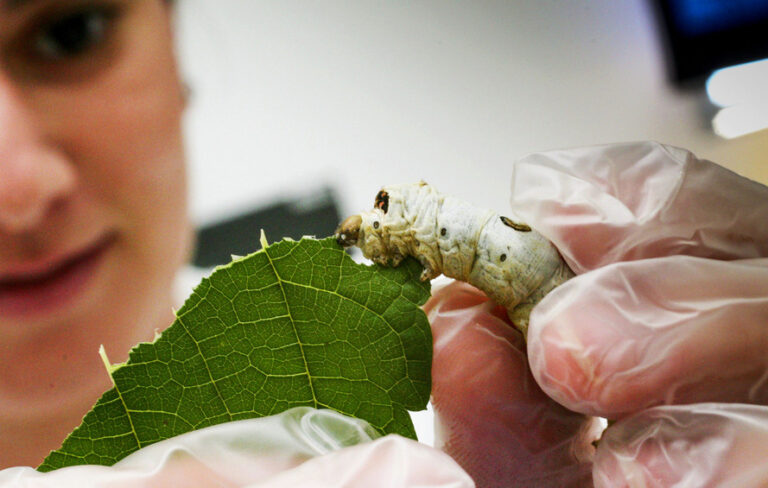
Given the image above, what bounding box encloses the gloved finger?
[0,407,381,487]
[593,403,768,488]
[424,281,601,488]
[509,141,768,273]
[0,438,472,488]
[247,435,473,487]
[527,256,768,418]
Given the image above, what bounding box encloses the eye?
[5,3,126,82]
[33,6,116,60]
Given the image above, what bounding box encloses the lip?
[0,233,117,317]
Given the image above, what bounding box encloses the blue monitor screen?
[653,0,768,83]
[669,0,768,35]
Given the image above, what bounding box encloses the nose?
[0,74,75,233]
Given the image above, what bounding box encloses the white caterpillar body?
[335,182,574,337]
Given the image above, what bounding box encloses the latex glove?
[511,141,768,486]
[424,280,601,488]
[0,407,473,487]
[593,403,768,487]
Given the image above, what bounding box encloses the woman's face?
[0,1,190,351]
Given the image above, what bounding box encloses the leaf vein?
[176,315,235,422]
[112,381,143,451]
[279,280,408,358]
[262,243,319,408]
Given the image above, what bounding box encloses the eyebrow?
[2,0,38,10]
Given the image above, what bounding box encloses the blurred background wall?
[175,0,768,260]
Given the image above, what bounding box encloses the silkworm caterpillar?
[335,182,574,338]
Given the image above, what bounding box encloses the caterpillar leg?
[508,256,575,339]
[509,303,534,340]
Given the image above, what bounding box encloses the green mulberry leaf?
[38,236,431,471]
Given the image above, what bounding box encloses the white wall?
[176,0,768,226]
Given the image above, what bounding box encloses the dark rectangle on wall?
[651,0,768,84]
[193,187,342,268]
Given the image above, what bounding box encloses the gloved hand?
[424,281,600,488]
[426,141,768,487]
[0,407,473,487]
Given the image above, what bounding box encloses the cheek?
[74,66,185,203]
[49,36,190,275]
[96,103,187,228]
[78,77,188,253]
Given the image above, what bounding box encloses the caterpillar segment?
[335,182,575,338]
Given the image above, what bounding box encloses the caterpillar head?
[335,214,363,247]
[335,206,390,264]
[334,189,391,248]
[335,182,436,266]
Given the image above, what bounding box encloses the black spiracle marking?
[500,216,531,232]
[375,190,389,213]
